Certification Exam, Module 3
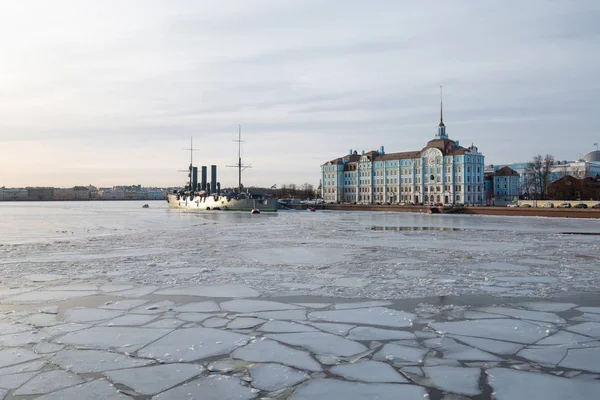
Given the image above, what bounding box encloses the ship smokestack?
[192,167,198,192]
[211,165,217,194]
[201,166,207,192]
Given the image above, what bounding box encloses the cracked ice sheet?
[155,284,260,297]
[153,375,257,400]
[449,335,525,355]
[567,322,600,338]
[232,339,322,371]
[3,290,98,303]
[0,349,40,368]
[348,326,415,340]
[249,363,309,391]
[289,379,426,400]
[52,349,154,373]
[265,332,367,357]
[105,364,204,395]
[559,347,600,373]
[487,368,600,400]
[221,299,302,313]
[244,247,351,266]
[54,327,171,351]
[309,307,414,328]
[35,378,130,400]
[374,343,428,363]
[330,361,408,383]
[137,327,248,362]
[258,321,318,333]
[13,370,84,396]
[63,308,124,323]
[423,366,481,396]
[477,307,566,323]
[430,319,550,344]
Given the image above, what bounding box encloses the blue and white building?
[492,150,600,196]
[321,107,485,205]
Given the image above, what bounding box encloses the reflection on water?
[371,226,465,232]
[194,211,278,223]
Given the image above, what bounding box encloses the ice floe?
[13,370,84,396]
[289,379,426,400]
[153,375,257,400]
[249,363,309,391]
[422,366,481,395]
[330,360,408,383]
[487,368,600,400]
[156,284,260,298]
[52,349,154,373]
[309,307,414,328]
[104,363,204,395]
[232,339,322,371]
[221,299,302,313]
[137,327,248,362]
[265,332,367,357]
[430,319,550,344]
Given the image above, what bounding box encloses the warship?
[167,127,278,212]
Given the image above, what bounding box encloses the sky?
[0,0,599,188]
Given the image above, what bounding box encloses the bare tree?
[526,154,554,199]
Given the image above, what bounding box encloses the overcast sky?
[0,0,598,188]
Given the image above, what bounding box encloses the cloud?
[0,0,598,187]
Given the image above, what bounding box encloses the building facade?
[547,175,600,201]
[493,150,600,196]
[492,166,520,200]
[321,109,486,205]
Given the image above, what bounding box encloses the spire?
[439,86,445,127]
[435,85,448,139]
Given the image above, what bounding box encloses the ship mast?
[181,137,198,191]
[227,125,251,192]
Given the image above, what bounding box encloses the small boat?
[142,204,149,208]
[251,200,260,214]
[308,206,315,212]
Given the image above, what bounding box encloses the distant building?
[493,166,520,200]
[26,187,54,201]
[98,188,125,200]
[494,150,600,196]
[0,188,28,201]
[147,189,167,200]
[320,105,485,205]
[547,175,600,201]
[53,188,75,201]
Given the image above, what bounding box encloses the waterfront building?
[492,166,520,200]
[53,188,76,201]
[320,107,485,205]
[98,188,125,200]
[547,175,600,201]
[493,149,600,196]
[26,187,55,201]
[0,188,28,201]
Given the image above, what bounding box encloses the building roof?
[421,139,469,156]
[583,150,600,163]
[323,138,474,166]
[494,166,519,177]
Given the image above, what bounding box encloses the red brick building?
[547,175,600,201]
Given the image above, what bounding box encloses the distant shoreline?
[288,203,600,219]
[0,199,166,202]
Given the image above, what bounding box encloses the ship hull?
[167,194,278,212]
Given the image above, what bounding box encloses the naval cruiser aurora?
[167,128,278,212]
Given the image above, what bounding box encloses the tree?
[525,154,554,199]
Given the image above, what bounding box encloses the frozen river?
[1,201,599,300]
[0,201,599,399]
